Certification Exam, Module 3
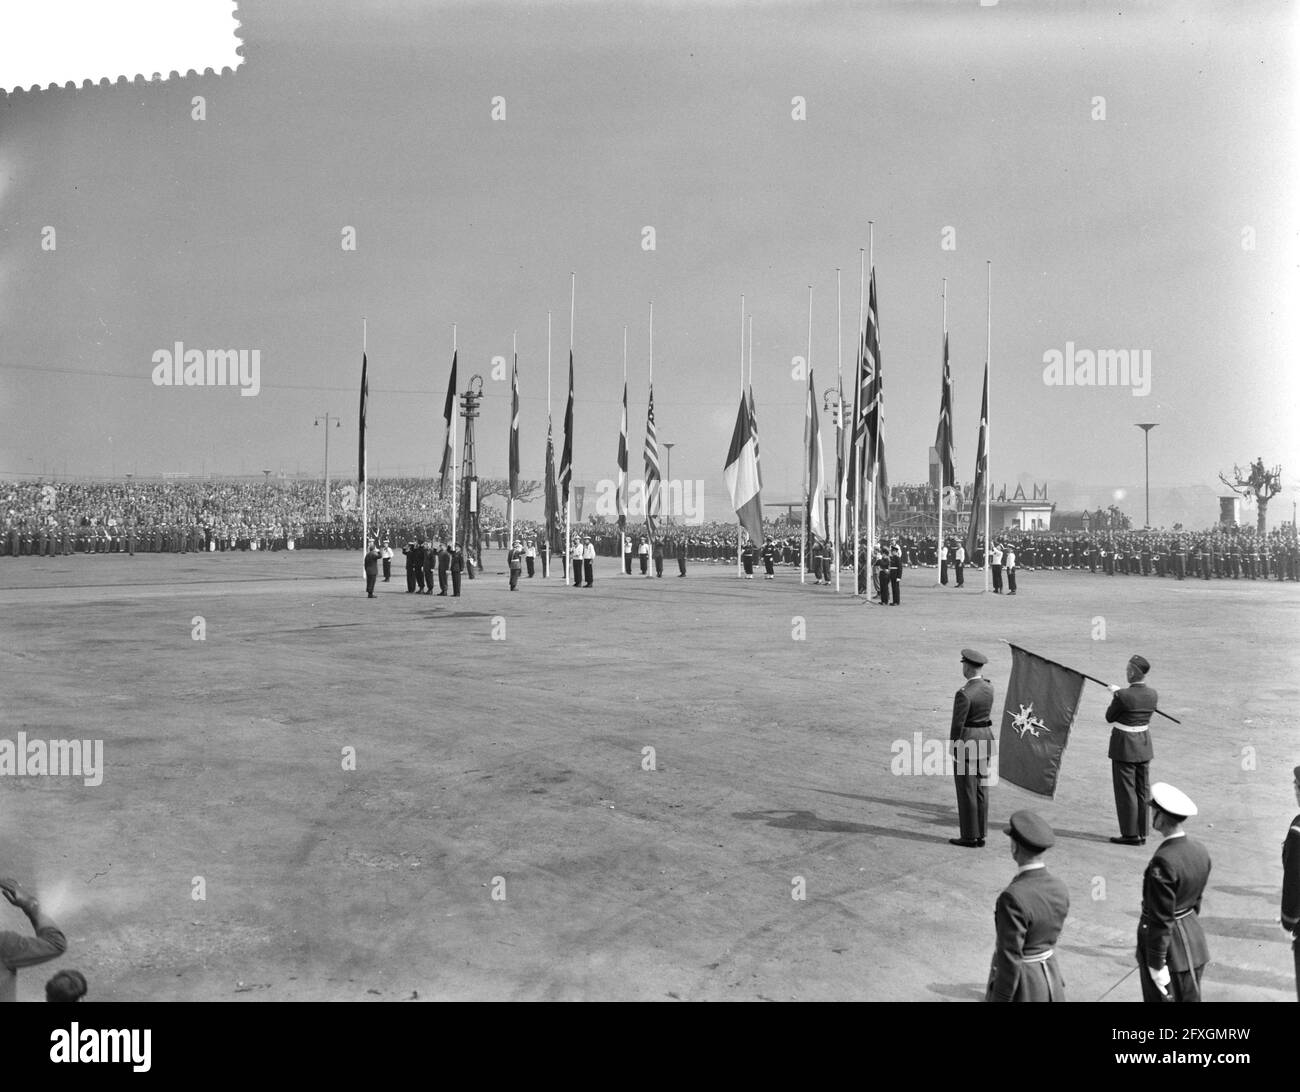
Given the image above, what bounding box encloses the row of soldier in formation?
[951,649,1300,1002]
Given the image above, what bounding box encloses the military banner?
[998,643,1087,798]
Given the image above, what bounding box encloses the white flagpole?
[937,279,945,586]
[854,248,864,594]
[866,223,875,571]
[565,274,574,586]
[738,294,745,578]
[648,300,655,538]
[622,322,628,569]
[362,317,368,557]
[985,260,992,593]
[747,312,755,566]
[835,267,842,594]
[450,323,457,557]
[509,329,516,556]
[547,311,553,579]
[801,285,811,585]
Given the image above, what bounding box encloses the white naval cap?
[1149,781,1197,819]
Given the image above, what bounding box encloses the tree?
[1219,457,1281,534]
[476,478,542,504]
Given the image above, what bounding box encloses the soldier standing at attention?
[583,536,596,587]
[889,544,903,605]
[402,541,418,593]
[652,537,664,578]
[421,539,434,594]
[525,541,536,578]
[949,648,995,848]
[381,541,393,582]
[1282,765,1300,1001]
[954,542,966,588]
[623,531,634,575]
[985,812,1070,1002]
[437,540,451,595]
[990,540,1004,594]
[762,540,776,579]
[1003,543,1017,595]
[1137,783,1211,1002]
[450,545,464,596]
[677,536,688,577]
[1107,654,1157,846]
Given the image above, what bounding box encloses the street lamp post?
[1136,423,1158,528]
[662,442,674,524]
[315,413,340,521]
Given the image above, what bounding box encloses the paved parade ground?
[1,550,1296,1002]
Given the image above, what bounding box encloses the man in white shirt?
[991,541,1004,594]
[955,543,966,588]
[1004,544,1017,595]
[582,537,596,587]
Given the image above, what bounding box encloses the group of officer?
[949,647,1299,1002]
[364,538,467,598]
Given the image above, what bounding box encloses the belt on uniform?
[966,721,992,728]
[1022,949,1055,964]
[1174,909,1196,921]
[1112,724,1150,733]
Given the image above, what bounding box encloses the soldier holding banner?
[1107,655,1157,846]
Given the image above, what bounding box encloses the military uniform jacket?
[1283,813,1300,936]
[1105,682,1156,763]
[951,677,995,742]
[987,867,1070,1002]
[1139,835,1211,972]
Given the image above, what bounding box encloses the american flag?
[643,381,660,534]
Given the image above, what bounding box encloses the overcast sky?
[1,1,1296,526]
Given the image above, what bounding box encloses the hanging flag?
[724,394,764,546]
[544,422,561,554]
[437,350,457,498]
[806,370,826,539]
[748,386,763,490]
[508,353,520,500]
[616,379,628,532]
[864,269,888,522]
[357,349,369,493]
[559,351,574,507]
[644,381,660,535]
[998,644,1087,798]
[965,362,989,559]
[936,332,956,504]
[844,329,869,521]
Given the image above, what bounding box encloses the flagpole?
[648,299,654,539]
[564,273,573,586]
[937,279,946,586]
[362,317,368,557]
[622,322,628,565]
[508,329,516,556]
[985,261,992,594]
[854,248,864,595]
[799,307,809,586]
[866,223,876,569]
[451,323,458,558]
[737,294,745,578]
[547,311,553,579]
[834,267,842,594]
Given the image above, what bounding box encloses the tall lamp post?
[1136,423,1158,528]
[315,413,340,521]
[662,442,674,524]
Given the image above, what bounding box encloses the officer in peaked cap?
[1282,766,1300,1000]
[1137,782,1211,1002]
[1106,654,1158,845]
[949,648,995,848]
[986,811,1070,1002]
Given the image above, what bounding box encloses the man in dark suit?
[436,541,451,595]
[402,541,420,593]
[1107,654,1158,845]
[986,811,1070,1002]
[1137,782,1211,1002]
[421,539,435,594]
[450,546,464,597]
[363,542,379,598]
[889,545,903,605]
[950,648,996,848]
[1283,765,1300,1001]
